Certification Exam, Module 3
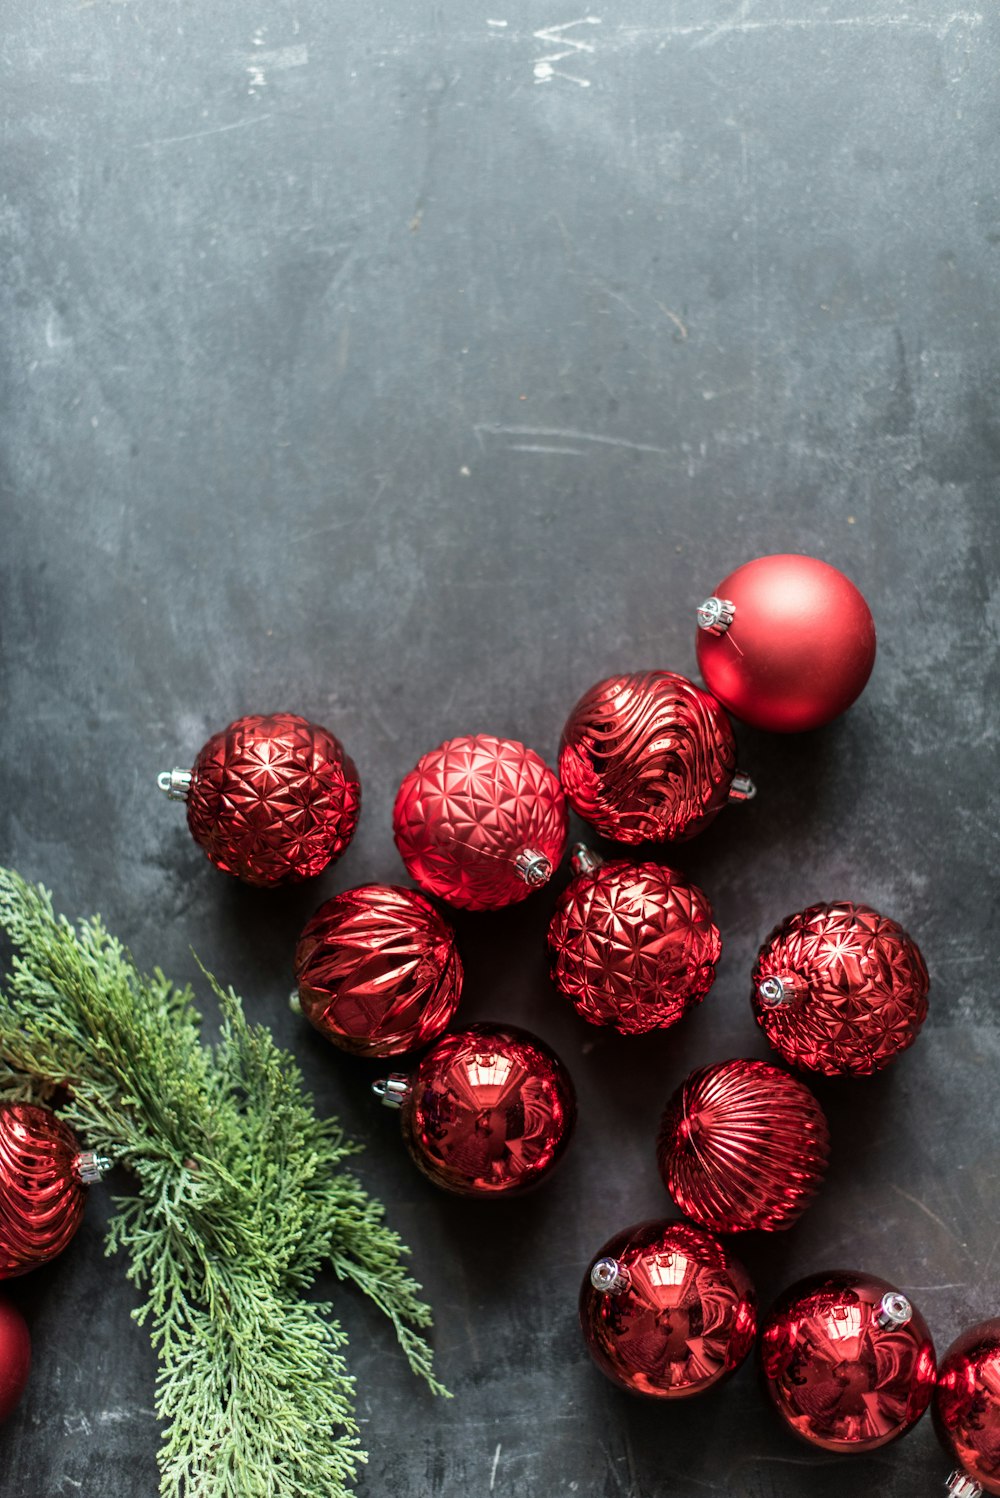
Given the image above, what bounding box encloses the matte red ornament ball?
[696,553,876,732]
[580,1220,756,1398]
[0,1104,107,1278]
[373,1023,576,1195]
[0,1299,30,1423]
[761,1270,937,1451]
[934,1318,1000,1496]
[293,884,462,1057]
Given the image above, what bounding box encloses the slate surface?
[2,2,999,1494]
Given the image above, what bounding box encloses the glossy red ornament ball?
[374,1023,576,1195]
[656,1059,830,1232]
[696,553,876,732]
[580,1220,756,1398]
[392,734,568,910]
[293,884,462,1058]
[934,1318,1000,1496]
[0,1104,107,1278]
[0,1299,30,1423]
[752,901,930,1076]
[558,670,755,846]
[159,712,361,886]
[761,1270,937,1451]
[547,846,721,1035]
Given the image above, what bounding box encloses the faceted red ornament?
[547,846,721,1035]
[293,884,462,1058]
[752,901,930,1076]
[0,1104,108,1278]
[934,1318,1000,1496]
[0,1299,30,1423]
[656,1059,830,1232]
[558,671,755,845]
[696,553,876,732]
[761,1270,937,1451]
[158,713,361,886]
[392,735,567,911]
[580,1220,756,1398]
[374,1023,576,1195]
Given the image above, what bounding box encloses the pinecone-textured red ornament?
[558,671,755,845]
[0,1299,30,1423]
[0,1104,108,1278]
[752,902,929,1076]
[761,1271,937,1451]
[158,712,361,886]
[293,884,462,1058]
[580,1220,756,1398]
[392,735,567,910]
[656,1059,829,1232]
[547,846,721,1035]
[934,1318,1000,1497]
[696,553,876,732]
[373,1023,576,1195]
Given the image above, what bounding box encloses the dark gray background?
[2,1,998,1494]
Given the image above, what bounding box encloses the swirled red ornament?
[558,671,755,845]
[0,1298,30,1423]
[293,884,462,1057]
[0,1105,107,1278]
[158,712,361,886]
[580,1220,756,1398]
[392,735,568,910]
[656,1059,829,1232]
[547,847,721,1034]
[752,901,929,1076]
[934,1318,1000,1496]
[761,1270,937,1451]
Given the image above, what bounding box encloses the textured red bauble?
[373,1023,576,1195]
[0,1298,30,1423]
[558,671,755,845]
[392,735,567,910]
[0,1104,108,1277]
[752,901,929,1076]
[761,1270,936,1451]
[934,1318,1000,1496]
[696,553,876,732]
[656,1059,829,1232]
[158,712,361,886]
[293,885,462,1057]
[547,846,721,1035]
[580,1220,756,1398]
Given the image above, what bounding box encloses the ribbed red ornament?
[0,1105,105,1278]
[293,885,462,1057]
[0,1299,30,1423]
[934,1319,1000,1496]
[558,671,754,845]
[752,901,929,1076]
[580,1220,756,1398]
[656,1059,829,1232]
[392,735,567,910]
[547,847,721,1035]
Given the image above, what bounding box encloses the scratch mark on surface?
[533,16,601,85]
[240,43,308,69]
[475,423,672,455]
[508,443,585,455]
[889,1184,960,1240]
[693,0,758,50]
[489,1442,502,1491]
[617,12,982,43]
[486,17,508,26]
[136,114,272,148]
[653,300,688,339]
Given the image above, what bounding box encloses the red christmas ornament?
[580,1220,756,1398]
[761,1270,937,1451]
[392,734,567,910]
[696,553,876,732]
[752,901,930,1076]
[158,712,361,886]
[0,1299,30,1423]
[373,1023,576,1195]
[656,1059,829,1232]
[558,671,755,846]
[0,1104,108,1278]
[934,1318,1000,1497]
[547,846,721,1035]
[292,884,462,1058]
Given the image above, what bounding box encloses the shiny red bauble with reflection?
[752,901,930,1076]
[375,1023,576,1195]
[0,1299,30,1423]
[657,1059,830,1232]
[558,671,755,845]
[293,885,462,1057]
[696,553,876,732]
[934,1318,1000,1495]
[547,847,721,1035]
[579,1221,756,1398]
[159,713,361,885]
[761,1270,936,1451]
[393,735,567,910]
[0,1104,107,1277]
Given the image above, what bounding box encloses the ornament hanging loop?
[570,844,603,877]
[757,973,807,1009]
[372,1075,412,1110]
[696,597,736,636]
[157,769,192,802]
[729,771,756,802]
[875,1291,913,1330]
[288,990,302,1015]
[590,1257,631,1296]
[514,848,552,888]
[73,1151,111,1184]
[946,1473,983,1498]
